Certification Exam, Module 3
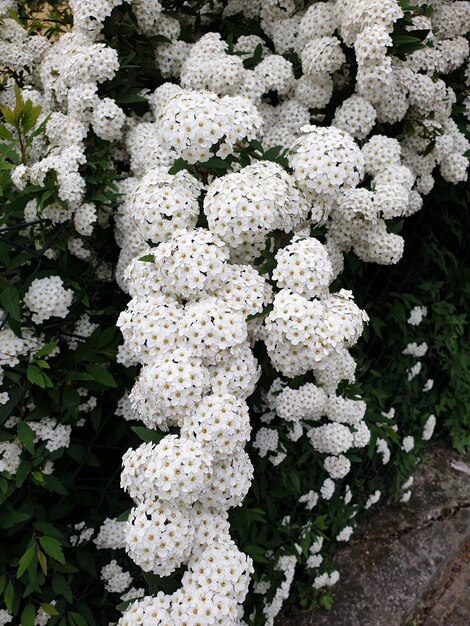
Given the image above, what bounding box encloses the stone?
[276,444,470,626]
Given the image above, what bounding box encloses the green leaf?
[204,156,230,171]
[4,581,14,612]
[0,509,30,529]
[37,550,47,576]
[69,612,87,626]
[116,509,130,522]
[116,92,148,104]
[42,474,68,495]
[17,422,35,454]
[0,105,16,127]
[52,574,73,603]
[131,426,164,444]
[0,124,13,141]
[319,592,333,611]
[34,341,58,358]
[34,521,63,539]
[21,603,36,626]
[21,101,42,134]
[26,365,53,389]
[243,544,268,563]
[39,536,65,564]
[0,286,21,321]
[168,158,190,175]
[41,603,59,617]
[17,546,35,578]
[15,460,31,487]
[86,364,117,387]
[116,600,133,612]
[139,254,154,263]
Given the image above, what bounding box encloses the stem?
[16,127,28,165]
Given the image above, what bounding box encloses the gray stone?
[276,444,470,626]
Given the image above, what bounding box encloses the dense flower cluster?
[1,0,468,624]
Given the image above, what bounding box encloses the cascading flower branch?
[113,84,373,624]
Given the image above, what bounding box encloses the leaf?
[0,105,16,127]
[39,536,65,564]
[319,592,333,611]
[26,365,53,388]
[139,254,154,263]
[15,461,31,487]
[86,364,117,387]
[76,550,97,576]
[17,546,35,578]
[37,550,47,576]
[21,101,42,134]
[42,474,68,495]
[69,612,87,626]
[41,603,59,617]
[21,603,36,626]
[34,341,58,358]
[4,581,14,612]
[0,124,13,141]
[116,600,134,612]
[131,426,164,444]
[168,158,190,175]
[116,92,148,104]
[243,544,268,563]
[52,574,73,603]
[17,422,35,454]
[204,156,230,171]
[0,286,21,321]
[116,510,131,524]
[0,509,30,529]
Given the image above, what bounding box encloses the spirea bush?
[0,0,469,625]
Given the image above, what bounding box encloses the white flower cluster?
[23,276,73,324]
[112,91,283,624]
[0,6,127,259]
[101,560,133,594]
[7,0,464,621]
[264,288,367,378]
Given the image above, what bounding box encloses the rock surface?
[276,443,470,626]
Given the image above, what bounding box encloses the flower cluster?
[2,0,466,623]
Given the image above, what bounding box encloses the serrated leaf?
[21,102,42,134]
[26,365,52,388]
[33,521,63,538]
[131,426,164,444]
[17,546,35,578]
[37,549,47,576]
[39,536,65,564]
[116,509,130,522]
[41,603,59,617]
[4,581,14,612]
[0,124,13,141]
[0,286,21,321]
[17,422,35,454]
[34,341,58,358]
[0,105,16,127]
[168,158,190,175]
[52,574,73,602]
[0,509,30,529]
[69,612,87,626]
[15,460,31,487]
[42,474,68,495]
[86,364,116,387]
[21,603,36,626]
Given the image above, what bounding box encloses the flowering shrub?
[0,0,469,625]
